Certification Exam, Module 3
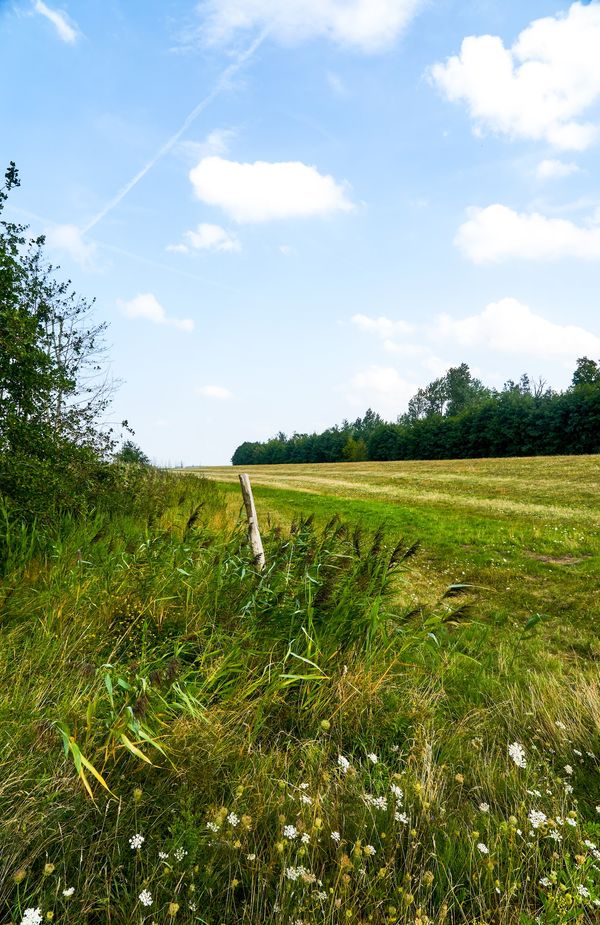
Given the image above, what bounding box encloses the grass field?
[2,458,600,925]
[193,455,600,661]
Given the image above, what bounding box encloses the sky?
[1,0,600,464]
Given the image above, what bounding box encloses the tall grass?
[1,474,598,924]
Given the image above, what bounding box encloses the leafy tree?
[115,440,150,465]
[572,356,600,388]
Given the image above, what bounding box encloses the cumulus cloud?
[455,204,600,263]
[535,159,580,180]
[345,365,418,417]
[435,298,600,359]
[197,384,232,399]
[200,0,426,53]
[44,224,96,268]
[34,0,79,43]
[118,293,194,332]
[178,128,235,162]
[189,156,353,223]
[430,3,600,150]
[167,223,240,254]
[352,313,414,338]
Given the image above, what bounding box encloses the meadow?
[1,457,599,925]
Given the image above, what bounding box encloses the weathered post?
[239,473,265,570]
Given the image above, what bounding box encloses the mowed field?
[192,455,600,657]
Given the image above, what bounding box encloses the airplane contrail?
[81,30,267,235]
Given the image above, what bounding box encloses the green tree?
[115,440,150,465]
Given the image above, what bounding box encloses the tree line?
[232,361,600,465]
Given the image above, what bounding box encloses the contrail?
[81,30,267,235]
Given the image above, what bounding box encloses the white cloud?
[455,203,600,263]
[346,365,418,417]
[44,224,96,268]
[178,128,235,162]
[435,298,600,359]
[34,0,79,44]
[189,156,353,223]
[535,159,580,180]
[279,244,294,256]
[167,223,241,254]
[430,3,600,150]
[352,313,414,338]
[118,293,194,332]
[197,384,232,399]
[200,0,426,53]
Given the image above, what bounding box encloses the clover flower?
[129,833,145,850]
[138,890,153,907]
[508,742,526,768]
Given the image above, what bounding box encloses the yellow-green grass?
[187,455,600,658]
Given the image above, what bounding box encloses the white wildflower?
[539,877,551,887]
[528,810,547,829]
[206,821,219,833]
[129,833,144,850]
[548,829,562,842]
[337,755,350,774]
[479,802,490,813]
[367,753,378,764]
[584,840,597,850]
[299,782,309,790]
[555,721,566,730]
[62,887,75,897]
[20,910,42,925]
[390,744,400,753]
[365,794,388,811]
[316,891,328,901]
[138,890,153,907]
[227,812,240,827]
[477,843,489,855]
[577,884,590,899]
[286,866,307,881]
[390,785,403,801]
[247,853,256,860]
[283,824,298,840]
[174,847,188,861]
[395,811,409,824]
[596,805,600,814]
[573,749,582,757]
[300,794,313,805]
[564,765,573,776]
[301,833,310,844]
[508,742,526,768]
[158,851,169,860]
[566,817,577,827]
[331,831,341,843]
[564,782,574,794]
[527,789,542,798]
[364,844,376,856]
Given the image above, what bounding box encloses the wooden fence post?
[239,473,265,570]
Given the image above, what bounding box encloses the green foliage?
[232,362,600,465]
[0,164,123,536]
[115,440,151,466]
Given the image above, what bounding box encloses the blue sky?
[1,0,600,464]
